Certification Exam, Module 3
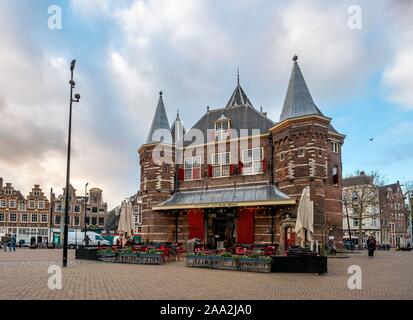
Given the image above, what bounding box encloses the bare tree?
[343,170,386,247]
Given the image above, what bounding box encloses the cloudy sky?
[0,0,412,208]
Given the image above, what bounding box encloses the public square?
[0,249,412,300]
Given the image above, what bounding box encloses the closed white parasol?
[117,199,134,246]
[294,186,314,247]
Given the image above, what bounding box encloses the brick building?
[51,185,108,243]
[0,178,51,245]
[138,56,345,251]
[342,172,381,246]
[379,181,409,247]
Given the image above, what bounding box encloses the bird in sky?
[369,138,374,141]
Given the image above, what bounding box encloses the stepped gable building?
[138,56,345,250]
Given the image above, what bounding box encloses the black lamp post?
[343,198,354,252]
[62,59,80,268]
[84,182,89,243]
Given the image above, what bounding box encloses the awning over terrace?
[152,184,296,210]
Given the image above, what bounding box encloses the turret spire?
[146,91,171,144]
[280,55,323,121]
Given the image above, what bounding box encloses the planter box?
[186,255,211,268]
[271,256,327,274]
[99,253,117,263]
[137,253,163,265]
[210,256,238,271]
[76,247,99,261]
[118,253,137,264]
[238,258,271,273]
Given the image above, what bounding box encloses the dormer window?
[214,115,230,141]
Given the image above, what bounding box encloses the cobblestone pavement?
[0,249,412,300]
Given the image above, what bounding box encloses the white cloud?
[382,46,413,110]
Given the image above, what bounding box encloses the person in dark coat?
[366,236,376,258]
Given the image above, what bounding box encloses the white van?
[67,231,110,249]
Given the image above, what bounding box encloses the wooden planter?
[210,256,238,271]
[137,253,163,265]
[238,258,271,273]
[186,255,211,268]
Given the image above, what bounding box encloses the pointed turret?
[225,69,253,108]
[171,110,186,143]
[280,55,323,121]
[146,91,171,144]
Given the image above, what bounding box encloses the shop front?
[153,185,296,249]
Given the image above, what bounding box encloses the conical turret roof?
[146,91,171,144]
[280,55,323,121]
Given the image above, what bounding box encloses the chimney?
[0,177,3,188]
[360,171,365,176]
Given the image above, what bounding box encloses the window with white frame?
[279,151,285,161]
[134,206,142,225]
[214,120,230,141]
[9,200,16,208]
[297,147,305,157]
[184,156,201,181]
[73,216,80,226]
[0,199,6,208]
[211,152,231,177]
[74,205,81,213]
[21,213,28,222]
[31,214,38,223]
[9,213,17,222]
[19,203,25,211]
[28,201,35,209]
[242,147,263,175]
[41,214,48,223]
[0,213,4,221]
[331,142,339,153]
[38,201,45,209]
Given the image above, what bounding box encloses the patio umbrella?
[294,186,314,247]
[117,200,134,246]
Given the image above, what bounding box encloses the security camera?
[74,93,80,100]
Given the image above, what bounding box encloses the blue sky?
[0,0,412,207]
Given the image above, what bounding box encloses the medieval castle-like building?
[137,56,345,251]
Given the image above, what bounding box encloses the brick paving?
[0,249,412,300]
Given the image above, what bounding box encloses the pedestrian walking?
[84,234,91,246]
[9,234,16,252]
[2,234,10,252]
[366,235,376,258]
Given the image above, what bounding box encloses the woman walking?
[366,236,377,258]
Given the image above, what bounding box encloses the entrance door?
[205,212,236,249]
[285,227,296,248]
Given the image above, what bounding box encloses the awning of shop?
[152,184,296,210]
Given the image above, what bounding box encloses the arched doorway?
[285,226,296,248]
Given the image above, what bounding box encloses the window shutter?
[229,164,235,175]
[178,168,185,181]
[262,159,266,173]
[208,165,212,177]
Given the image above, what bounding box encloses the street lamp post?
[343,198,354,252]
[404,191,413,247]
[62,59,80,268]
[84,182,89,243]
